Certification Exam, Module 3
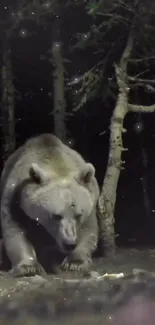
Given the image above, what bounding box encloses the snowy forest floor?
[0,247,155,295]
[0,247,155,324]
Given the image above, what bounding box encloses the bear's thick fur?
[0,134,99,276]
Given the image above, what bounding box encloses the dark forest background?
[1,0,155,247]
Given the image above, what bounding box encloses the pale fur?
[0,134,99,276]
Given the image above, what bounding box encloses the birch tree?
[72,0,155,256]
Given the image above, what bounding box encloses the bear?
[0,134,99,277]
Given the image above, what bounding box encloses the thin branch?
[128,103,155,112]
[129,56,155,63]
[94,12,130,27]
[128,76,155,84]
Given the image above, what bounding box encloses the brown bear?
[0,134,99,277]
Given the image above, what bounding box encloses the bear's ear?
[78,163,95,184]
[29,163,46,184]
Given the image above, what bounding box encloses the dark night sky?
[1,0,155,246]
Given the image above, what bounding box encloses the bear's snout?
[58,218,78,252]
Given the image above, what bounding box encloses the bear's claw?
[8,262,46,277]
[61,255,92,272]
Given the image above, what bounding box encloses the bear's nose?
[63,243,77,251]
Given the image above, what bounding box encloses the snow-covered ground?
[0,248,155,324]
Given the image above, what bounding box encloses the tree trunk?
[98,27,134,256]
[1,43,16,164]
[51,18,66,142]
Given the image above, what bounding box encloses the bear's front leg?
[61,208,98,272]
[2,216,45,277]
[61,247,93,272]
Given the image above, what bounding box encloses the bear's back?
[0,134,87,197]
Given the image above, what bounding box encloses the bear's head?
[20,162,96,253]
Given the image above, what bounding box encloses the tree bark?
[1,43,16,164]
[51,18,67,142]
[98,27,134,256]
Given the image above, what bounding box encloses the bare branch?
[72,59,105,112]
[129,56,155,63]
[128,76,155,84]
[94,12,130,27]
[128,103,155,113]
